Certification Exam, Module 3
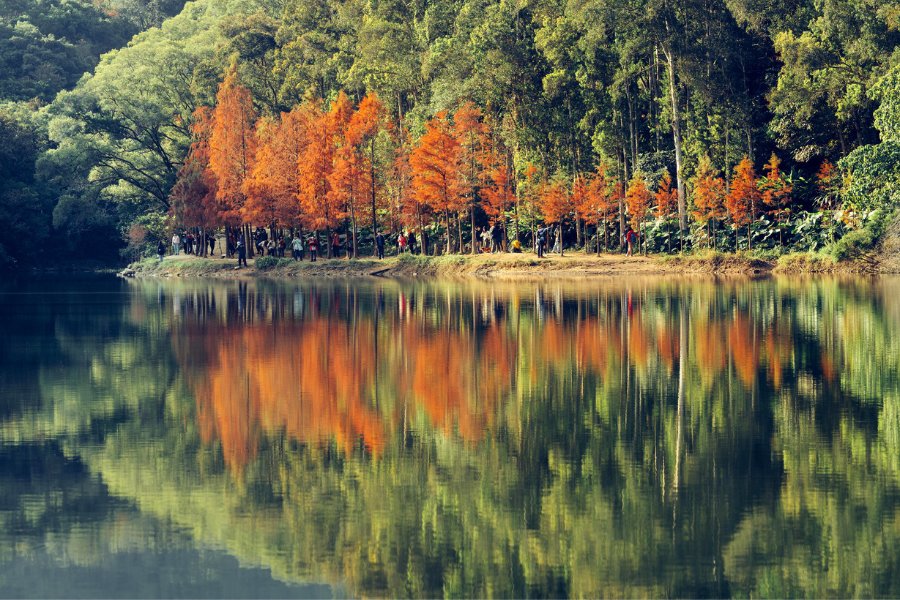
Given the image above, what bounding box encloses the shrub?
[255,256,292,270]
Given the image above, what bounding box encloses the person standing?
[375,232,385,259]
[207,232,216,256]
[157,240,166,262]
[492,224,503,253]
[408,230,418,255]
[398,232,407,254]
[308,235,318,261]
[331,232,341,259]
[291,235,304,261]
[236,238,248,267]
[625,227,637,256]
[536,227,545,258]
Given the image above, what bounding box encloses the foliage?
[2,0,900,264]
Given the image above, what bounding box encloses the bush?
[827,209,890,261]
[254,256,292,270]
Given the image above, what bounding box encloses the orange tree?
[625,174,652,253]
[591,163,616,253]
[169,106,218,251]
[480,139,516,244]
[654,170,678,252]
[691,155,726,249]
[538,176,573,256]
[725,157,760,250]
[208,65,258,246]
[572,173,595,251]
[346,92,386,255]
[299,96,352,257]
[410,111,464,254]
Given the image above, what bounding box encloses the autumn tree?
[410,111,464,254]
[692,155,726,249]
[481,140,516,247]
[242,117,280,228]
[654,170,679,252]
[299,95,351,257]
[759,153,793,247]
[169,106,218,253]
[454,102,487,253]
[208,65,258,248]
[572,174,595,250]
[346,92,385,255]
[388,125,424,251]
[328,142,367,257]
[538,176,573,255]
[590,163,616,253]
[625,174,652,254]
[725,157,760,250]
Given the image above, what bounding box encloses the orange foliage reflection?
[158,282,819,471]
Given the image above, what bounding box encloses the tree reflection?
[1,276,898,596]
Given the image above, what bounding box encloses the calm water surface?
[1,275,899,597]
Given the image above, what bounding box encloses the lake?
[1,275,899,597]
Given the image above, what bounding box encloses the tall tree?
[299,95,352,256]
[346,92,386,255]
[454,101,488,254]
[209,65,258,229]
[759,153,793,246]
[725,156,760,249]
[625,174,652,253]
[692,155,727,249]
[410,112,464,254]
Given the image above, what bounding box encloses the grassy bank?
[126,246,892,281]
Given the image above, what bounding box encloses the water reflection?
[1,276,900,597]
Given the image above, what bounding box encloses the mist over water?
[1,275,899,597]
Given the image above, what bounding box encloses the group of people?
[395,230,419,256]
[166,231,216,257]
[476,225,505,253]
[155,223,640,265]
[534,226,562,258]
[158,231,216,261]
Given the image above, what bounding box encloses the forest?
[0,0,898,267]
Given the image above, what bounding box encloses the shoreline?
[122,250,887,281]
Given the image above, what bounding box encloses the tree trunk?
[370,140,378,256]
[470,205,476,254]
[665,47,687,245]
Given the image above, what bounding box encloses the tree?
[410,112,464,254]
[625,174,652,253]
[299,96,350,256]
[209,65,258,230]
[759,153,792,247]
[170,106,218,240]
[346,92,386,255]
[655,170,679,252]
[725,157,760,250]
[692,156,727,249]
[454,101,488,254]
[816,160,840,210]
[572,174,595,250]
[481,145,516,238]
[538,177,573,255]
